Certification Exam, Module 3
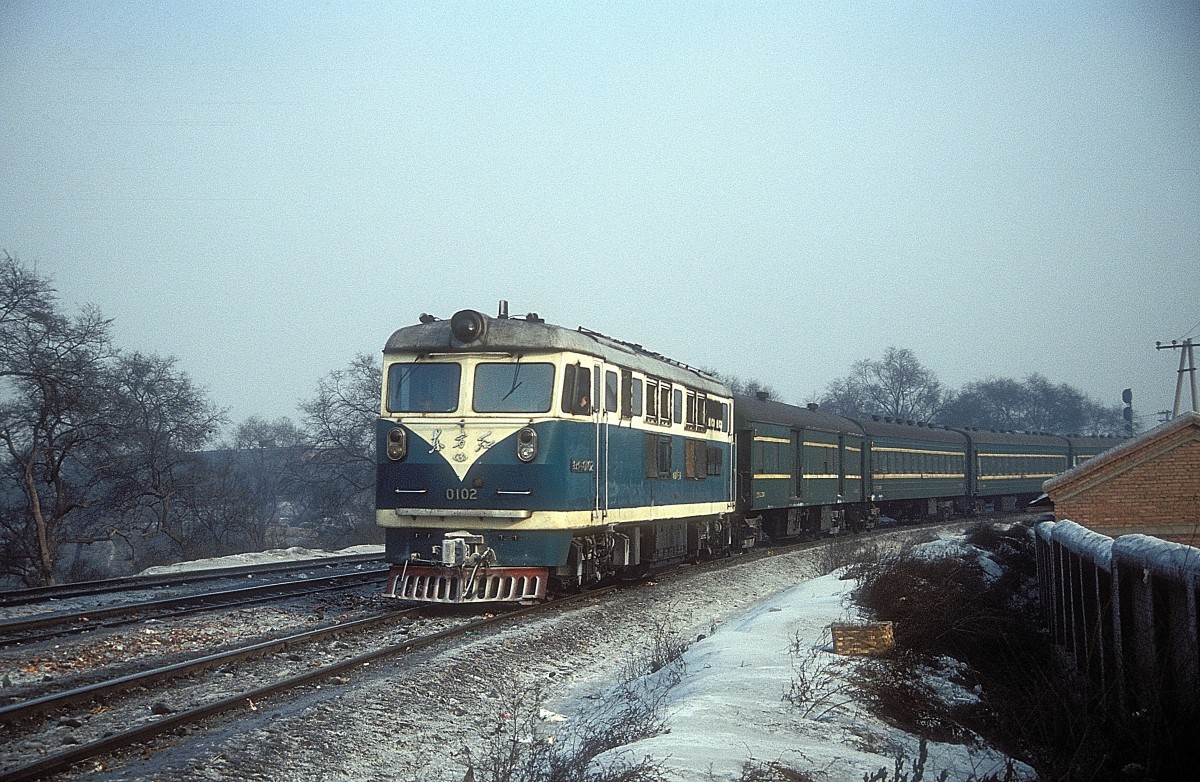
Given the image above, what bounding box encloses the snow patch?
[136,544,383,575]
[586,570,1034,781]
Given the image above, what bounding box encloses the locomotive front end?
[376,307,584,603]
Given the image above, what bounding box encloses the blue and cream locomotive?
[376,304,737,603]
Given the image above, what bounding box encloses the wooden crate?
[830,621,894,655]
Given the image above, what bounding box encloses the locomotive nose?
[450,309,488,344]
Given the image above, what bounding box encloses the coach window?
[561,363,592,415]
[605,370,618,413]
[672,389,683,425]
[620,369,634,418]
[629,377,643,418]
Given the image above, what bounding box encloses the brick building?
[1042,411,1200,545]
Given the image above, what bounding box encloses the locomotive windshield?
[386,362,460,412]
[473,362,554,413]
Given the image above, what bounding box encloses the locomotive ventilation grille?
[387,565,548,603]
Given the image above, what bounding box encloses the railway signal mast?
[1155,337,1199,418]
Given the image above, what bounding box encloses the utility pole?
[1156,338,1199,417]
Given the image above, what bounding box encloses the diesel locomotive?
[376,304,1118,604]
[376,304,737,603]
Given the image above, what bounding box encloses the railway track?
[0,588,616,782]
[0,567,388,646]
[0,552,383,608]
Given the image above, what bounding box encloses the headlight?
[516,426,538,463]
[386,426,408,461]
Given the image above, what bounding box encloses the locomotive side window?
[605,370,618,413]
[561,363,592,415]
[473,362,554,413]
[386,362,461,413]
[705,445,722,476]
[684,439,707,479]
[645,379,660,422]
[657,435,672,476]
[689,392,707,432]
[620,369,633,418]
[644,433,671,478]
[704,398,721,431]
[630,377,643,417]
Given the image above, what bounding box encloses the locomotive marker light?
[386,426,408,461]
[516,426,538,462]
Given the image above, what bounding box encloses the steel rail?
[0,552,383,607]
[1,588,615,782]
[0,568,387,640]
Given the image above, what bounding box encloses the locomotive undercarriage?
[553,514,741,591]
[385,514,751,604]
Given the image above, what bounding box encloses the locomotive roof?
[383,311,730,396]
[733,394,866,436]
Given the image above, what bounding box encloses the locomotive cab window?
[386,362,461,413]
[473,362,554,413]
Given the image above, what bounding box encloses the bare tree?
[0,254,117,584]
[700,369,780,400]
[0,255,227,583]
[197,415,308,550]
[819,347,945,422]
[940,374,1124,435]
[99,352,226,566]
[297,353,381,543]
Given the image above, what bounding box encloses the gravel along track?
[22,524,960,782]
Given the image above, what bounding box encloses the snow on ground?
[587,564,1034,782]
[136,544,384,575]
[909,535,1004,581]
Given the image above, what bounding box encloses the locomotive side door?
[592,362,611,520]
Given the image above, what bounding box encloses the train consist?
[375,305,1117,604]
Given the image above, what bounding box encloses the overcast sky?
[2,1,1197,431]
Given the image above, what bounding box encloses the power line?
[1156,338,1199,417]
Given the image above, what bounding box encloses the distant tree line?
[814,347,1126,436]
[0,253,379,586]
[718,347,1126,436]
